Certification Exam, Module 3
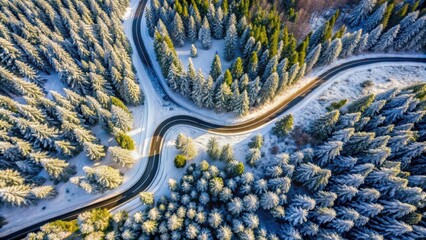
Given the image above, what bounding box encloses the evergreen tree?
[224,24,238,61]
[247,52,259,80]
[364,2,388,32]
[366,24,384,50]
[215,82,231,112]
[207,137,221,160]
[175,133,197,159]
[345,0,377,26]
[339,30,362,58]
[272,114,294,137]
[373,25,400,52]
[199,17,212,49]
[259,72,279,104]
[306,44,322,72]
[188,16,197,43]
[381,3,394,29]
[231,58,244,80]
[248,77,261,106]
[294,163,332,191]
[394,16,426,51]
[108,147,135,168]
[210,54,222,80]
[235,90,249,116]
[312,110,340,140]
[190,44,198,58]
[319,38,342,66]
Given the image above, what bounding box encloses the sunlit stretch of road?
[3,0,425,239]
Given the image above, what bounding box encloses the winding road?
[2,0,426,239]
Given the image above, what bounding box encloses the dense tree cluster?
[29,83,426,238]
[0,0,141,209]
[148,0,426,116]
[0,0,143,104]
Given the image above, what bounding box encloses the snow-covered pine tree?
[207,137,221,160]
[188,16,197,43]
[354,33,369,54]
[192,69,205,107]
[305,44,322,72]
[373,24,400,52]
[212,7,224,39]
[235,90,249,116]
[319,38,342,66]
[259,72,279,104]
[171,13,185,47]
[210,54,223,80]
[224,24,238,61]
[190,44,198,58]
[215,82,231,112]
[247,52,258,80]
[366,24,383,50]
[345,0,377,27]
[363,2,387,32]
[339,30,362,58]
[262,56,278,82]
[108,147,135,168]
[394,16,426,51]
[248,77,261,106]
[199,17,212,49]
[243,37,256,58]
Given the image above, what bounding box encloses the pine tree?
[373,25,400,52]
[175,133,197,159]
[210,54,222,80]
[110,106,133,132]
[192,69,205,107]
[188,16,197,43]
[220,144,234,162]
[294,163,332,191]
[394,16,426,51]
[224,24,237,61]
[339,30,362,58]
[207,137,221,160]
[199,17,212,49]
[312,110,340,140]
[345,0,377,26]
[306,44,322,72]
[248,77,261,106]
[231,58,244,80]
[108,147,135,168]
[366,24,384,50]
[259,72,279,104]
[235,90,249,116]
[84,142,106,161]
[246,148,261,166]
[190,44,198,58]
[212,7,224,39]
[247,52,258,80]
[272,114,294,137]
[262,56,279,82]
[319,38,342,66]
[215,82,231,112]
[381,3,394,29]
[364,2,387,32]
[83,165,123,190]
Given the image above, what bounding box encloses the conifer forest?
[0,0,425,239]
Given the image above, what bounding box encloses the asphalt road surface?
[2,0,425,238]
